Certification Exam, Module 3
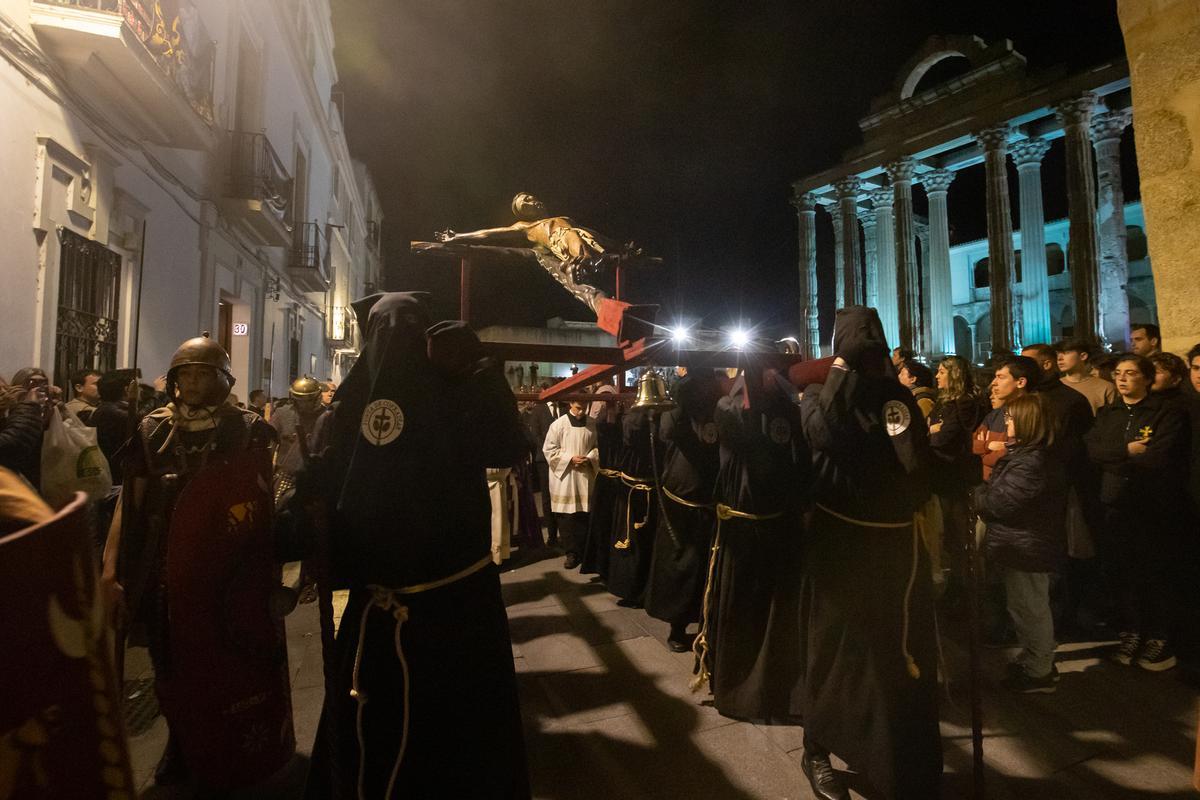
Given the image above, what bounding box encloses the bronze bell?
[633,370,676,411]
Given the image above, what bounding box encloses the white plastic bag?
[40,405,112,507]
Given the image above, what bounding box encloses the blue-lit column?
[860,208,879,312]
[834,176,863,307]
[1011,137,1052,347]
[870,187,899,347]
[887,157,920,352]
[1091,109,1132,348]
[977,125,1017,354]
[791,190,821,358]
[921,168,956,356]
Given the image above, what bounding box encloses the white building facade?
[0,0,383,399]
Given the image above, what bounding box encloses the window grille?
[54,228,121,392]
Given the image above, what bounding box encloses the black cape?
[605,406,658,603]
[798,305,942,799]
[645,371,722,625]
[704,374,808,723]
[580,410,622,578]
[302,292,531,799]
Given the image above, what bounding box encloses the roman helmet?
[289,376,322,411]
[166,332,234,406]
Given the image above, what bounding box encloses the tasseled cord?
[902,512,924,680]
[351,588,412,800]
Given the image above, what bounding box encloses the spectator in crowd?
[90,372,134,485]
[976,393,1065,693]
[1085,354,1189,671]
[899,360,937,418]
[928,356,986,584]
[321,381,336,409]
[1093,354,1121,384]
[1130,323,1162,358]
[247,388,267,418]
[1056,338,1116,414]
[1021,343,1093,471]
[0,377,48,486]
[974,356,1038,481]
[5,368,54,487]
[65,368,101,423]
[891,347,916,371]
[1150,352,1189,409]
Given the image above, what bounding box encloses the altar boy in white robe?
[543,399,599,569]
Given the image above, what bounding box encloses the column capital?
[919,168,955,194]
[857,208,877,229]
[885,157,916,184]
[790,190,818,213]
[868,187,894,209]
[975,124,1011,152]
[1010,137,1052,168]
[833,176,863,199]
[1055,92,1099,127]
[1090,109,1131,145]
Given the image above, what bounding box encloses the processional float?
[413,192,986,797]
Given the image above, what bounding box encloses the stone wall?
[1119,0,1200,355]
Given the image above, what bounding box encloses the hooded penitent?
[330,292,526,587]
[303,292,531,800]
[798,304,942,799]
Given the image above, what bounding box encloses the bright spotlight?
[729,328,750,349]
[671,326,690,344]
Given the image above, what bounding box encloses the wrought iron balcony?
[31,0,216,148]
[223,131,293,247]
[290,222,330,293]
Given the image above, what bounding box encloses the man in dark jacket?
[799,306,941,800]
[0,383,48,485]
[1085,354,1189,671]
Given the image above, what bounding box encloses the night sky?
[329,0,1127,337]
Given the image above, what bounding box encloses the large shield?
[0,494,137,800]
[159,449,295,789]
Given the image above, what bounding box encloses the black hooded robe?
[645,371,722,627]
[301,293,531,800]
[701,376,808,723]
[798,305,942,800]
[605,406,658,603]
[580,409,622,578]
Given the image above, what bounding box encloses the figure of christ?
[434,192,615,313]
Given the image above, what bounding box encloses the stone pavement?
[127,551,1199,799]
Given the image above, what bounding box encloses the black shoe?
[1136,638,1177,672]
[801,750,850,800]
[154,734,187,786]
[668,624,693,653]
[1000,665,1058,694]
[1112,631,1142,666]
[563,553,580,570]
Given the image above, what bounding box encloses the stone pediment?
[860,35,1027,140]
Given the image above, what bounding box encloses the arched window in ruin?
[1046,243,1065,275]
[973,257,989,289]
[1126,226,1148,262]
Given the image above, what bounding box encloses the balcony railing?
[290,222,330,292]
[36,0,215,123]
[227,130,292,223]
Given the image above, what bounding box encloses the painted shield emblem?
[884,399,912,437]
[700,421,719,444]
[768,417,791,444]
[361,399,404,446]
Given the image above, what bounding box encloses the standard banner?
[0,494,136,799]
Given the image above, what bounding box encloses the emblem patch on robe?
[361,399,404,446]
[883,400,911,436]
[768,417,791,444]
[700,421,719,444]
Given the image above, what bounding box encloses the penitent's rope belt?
[814,503,924,681]
[614,473,653,550]
[690,503,785,692]
[350,554,493,800]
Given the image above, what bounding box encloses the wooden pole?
[460,256,471,323]
[966,502,986,797]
